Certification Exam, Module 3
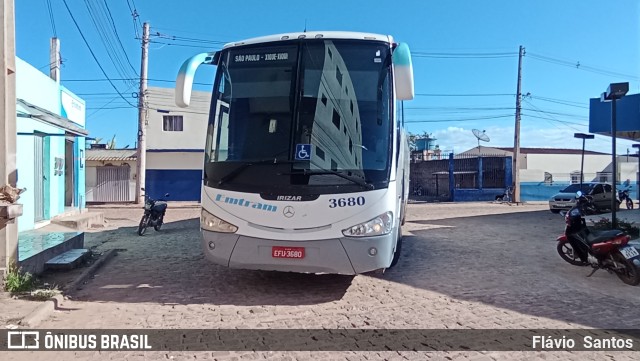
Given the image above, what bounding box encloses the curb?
[63,249,118,293]
[19,249,118,328]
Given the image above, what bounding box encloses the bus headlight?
[342,211,393,237]
[200,209,238,233]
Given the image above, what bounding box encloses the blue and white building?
[145,86,210,201]
[15,57,88,232]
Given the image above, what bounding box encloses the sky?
[15,0,640,154]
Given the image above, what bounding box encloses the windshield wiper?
[279,168,374,190]
[217,159,296,186]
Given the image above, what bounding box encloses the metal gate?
[34,135,45,221]
[95,166,130,202]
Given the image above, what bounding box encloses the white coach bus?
[175,31,414,274]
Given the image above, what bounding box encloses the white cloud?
[422,125,634,155]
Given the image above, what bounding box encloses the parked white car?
[549,182,617,213]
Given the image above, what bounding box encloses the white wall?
[146,152,204,170]
[16,58,59,114]
[85,160,137,202]
[526,153,611,174]
[146,87,211,151]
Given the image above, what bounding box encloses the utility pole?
[135,22,149,204]
[512,45,524,204]
[0,0,18,269]
[49,37,60,83]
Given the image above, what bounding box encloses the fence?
[409,153,512,202]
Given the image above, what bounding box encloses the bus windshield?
[204,39,393,194]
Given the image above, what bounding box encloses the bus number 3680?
[329,197,366,208]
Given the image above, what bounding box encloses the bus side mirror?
[175,52,217,107]
[393,43,414,100]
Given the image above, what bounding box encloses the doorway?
[65,138,75,207]
[34,134,45,221]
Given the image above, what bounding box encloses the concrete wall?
[16,57,86,231]
[146,151,203,201]
[526,153,612,177]
[146,87,210,151]
[145,87,209,201]
[15,118,65,231]
[16,58,59,114]
[85,160,137,202]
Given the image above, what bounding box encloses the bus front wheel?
[390,227,403,268]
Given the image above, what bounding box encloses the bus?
[175,31,414,274]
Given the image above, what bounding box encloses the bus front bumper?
[200,229,397,275]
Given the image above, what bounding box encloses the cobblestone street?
[3,202,640,360]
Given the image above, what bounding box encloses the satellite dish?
[472,129,490,153]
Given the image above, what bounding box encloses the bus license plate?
[272,246,305,259]
[620,246,640,259]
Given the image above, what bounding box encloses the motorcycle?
[618,188,634,210]
[137,190,170,236]
[556,191,640,285]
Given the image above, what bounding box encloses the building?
[15,57,88,232]
[145,87,210,201]
[459,146,639,200]
[85,147,137,203]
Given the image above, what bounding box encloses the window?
[321,94,327,106]
[570,171,581,184]
[597,172,612,183]
[332,109,340,129]
[336,66,342,86]
[316,147,325,160]
[331,159,338,171]
[163,115,184,131]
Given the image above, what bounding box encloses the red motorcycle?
[556,191,640,286]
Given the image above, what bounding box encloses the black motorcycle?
[137,191,170,236]
[618,188,634,210]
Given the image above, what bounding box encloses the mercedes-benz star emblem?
[283,206,295,218]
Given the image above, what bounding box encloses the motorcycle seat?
[585,230,625,245]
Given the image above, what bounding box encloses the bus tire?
[390,227,403,268]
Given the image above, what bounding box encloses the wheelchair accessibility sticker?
[295,144,311,160]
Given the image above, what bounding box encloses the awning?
[16,98,89,137]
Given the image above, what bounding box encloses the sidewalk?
[88,201,201,209]
[584,208,640,225]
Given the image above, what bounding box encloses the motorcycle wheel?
[137,215,149,236]
[557,241,587,266]
[626,199,634,210]
[154,216,164,231]
[612,251,640,286]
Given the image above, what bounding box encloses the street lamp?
[601,82,629,229]
[574,133,594,192]
[633,143,640,202]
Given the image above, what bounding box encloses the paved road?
[3,202,640,360]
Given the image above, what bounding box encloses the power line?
[83,0,137,88]
[125,0,141,38]
[527,52,640,81]
[61,0,137,108]
[415,93,515,97]
[102,0,138,75]
[45,0,57,37]
[148,40,220,50]
[527,95,590,109]
[412,51,517,59]
[405,114,514,123]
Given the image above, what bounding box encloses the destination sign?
[234,52,289,63]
